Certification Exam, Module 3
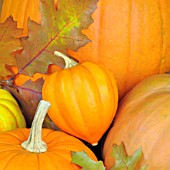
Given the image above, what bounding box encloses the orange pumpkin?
[42,51,118,145]
[103,74,170,169]
[0,100,97,170]
[68,0,170,99]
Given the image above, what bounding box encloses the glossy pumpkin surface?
[0,89,26,131]
[42,61,118,145]
[103,74,170,170]
[0,128,97,170]
[68,0,170,99]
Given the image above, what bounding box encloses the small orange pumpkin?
[0,100,97,170]
[103,74,170,169]
[42,51,118,145]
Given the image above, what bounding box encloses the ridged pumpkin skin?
[68,0,170,99]
[42,62,118,145]
[0,89,26,131]
[0,128,97,170]
[103,74,170,170]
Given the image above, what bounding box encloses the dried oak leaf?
[0,17,22,78]
[16,0,98,76]
[0,1,2,11]
[4,78,43,127]
[0,0,41,37]
[4,75,59,129]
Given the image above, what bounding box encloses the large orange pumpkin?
[68,0,170,99]
[0,100,97,170]
[103,74,170,169]
[42,51,118,145]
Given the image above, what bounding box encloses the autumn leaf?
[0,17,22,78]
[16,0,98,76]
[4,78,43,127]
[111,143,147,170]
[2,65,60,130]
[0,0,41,37]
[72,151,105,170]
[5,64,49,86]
[0,1,2,11]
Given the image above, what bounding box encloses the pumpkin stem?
[54,51,78,69]
[21,100,51,153]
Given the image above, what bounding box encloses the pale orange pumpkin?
[68,0,170,99]
[103,74,170,170]
[42,51,118,145]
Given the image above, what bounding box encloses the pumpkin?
[42,51,118,145]
[68,0,170,99]
[0,88,26,131]
[103,74,170,169]
[0,100,97,170]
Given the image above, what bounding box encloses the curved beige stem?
[21,100,51,153]
[54,51,78,69]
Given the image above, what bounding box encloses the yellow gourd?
[0,89,26,131]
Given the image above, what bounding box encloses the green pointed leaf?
[72,151,105,170]
[17,0,98,76]
[111,143,147,170]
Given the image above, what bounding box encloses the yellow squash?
[0,89,26,131]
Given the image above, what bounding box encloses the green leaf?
[111,143,147,170]
[71,151,105,170]
[16,0,98,76]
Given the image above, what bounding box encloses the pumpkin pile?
[0,52,119,169]
[0,0,170,169]
[3,54,170,169]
